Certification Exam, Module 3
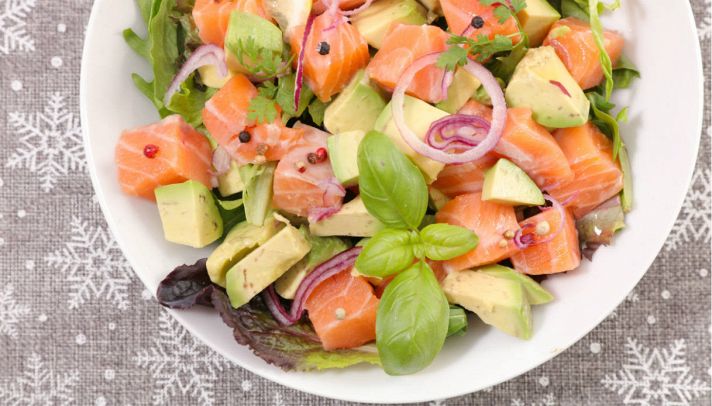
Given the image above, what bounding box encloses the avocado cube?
[435,68,482,114]
[351,0,427,49]
[324,70,386,135]
[309,196,385,237]
[477,264,554,305]
[517,0,561,46]
[154,180,223,248]
[429,187,451,211]
[374,96,449,183]
[218,161,245,197]
[275,232,350,299]
[226,222,311,308]
[198,64,233,89]
[327,130,365,187]
[482,158,545,206]
[505,47,590,128]
[442,270,533,340]
[206,219,282,287]
[225,11,284,74]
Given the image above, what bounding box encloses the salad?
[116,0,639,375]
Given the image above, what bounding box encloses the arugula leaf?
[558,0,589,20]
[376,260,449,375]
[168,77,217,127]
[125,0,213,126]
[618,145,633,212]
[419,224,479,261]
[275,74,314,120]
[307,99,328,126]
[488,39,528,82]
[447,305,468,337]
[612,55,641,89]
[355,229,419,278]
[587,92,621,158]
[357,131,429,230]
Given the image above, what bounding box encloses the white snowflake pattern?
[429,400,447,406]
[511,394,556,406]
[0,353,79,405]
[602,338,711,405]
[6,93,84,192]
[0,284,30,339]
[609,290,640,319]
[134,311,230,405]
[45,216,133,310]
[0,0,36,55]
[665,168,711,251]
[273,392,284,406]
[698,0,711,39]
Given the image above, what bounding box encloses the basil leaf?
[357,131,428,230]
[355,229,418,278]
[376,261,449,375]
[612,55,641,89]
[420,224,478,261]
[447,305,468,337]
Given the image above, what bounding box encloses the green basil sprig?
[357,131,429,229]
[355,230,419,278]
[376,261,449,375]
[420,224,480,261]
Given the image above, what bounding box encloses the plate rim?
[79,1,705,402]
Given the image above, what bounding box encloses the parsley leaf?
[247,82,279,124]
[479,0,527,23]
[232,37,291,79]
[437,34,515,69]
[435,46,468,71]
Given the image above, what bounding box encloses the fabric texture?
[0,0,710,405]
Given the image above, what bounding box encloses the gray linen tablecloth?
[0,1,710,404]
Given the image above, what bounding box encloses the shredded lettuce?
[239,162,277,226]
[124,0,212,127]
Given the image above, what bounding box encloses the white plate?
[80,1,703,403]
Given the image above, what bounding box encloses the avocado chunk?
[309,196,385,237]
[417,0,442,21]
[324,70,386,135]
[327,130,365,187]
[374,96,449,183]
[429,187,450,211]
[275,229,351,299]
[482,158,545,206]
[435,68,482,114]
[505,46,590,128]
[351,0,427,49]
[218,161,245,197]
[225,219,311,308]
[206,219,282,287]
[442,270,532,339]
[154,180,223,248]
[225,11,284,74]
[198,64,232,89]
[477,265,554,305]
[517,0,561,46]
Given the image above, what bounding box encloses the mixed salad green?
[119,0,639,375]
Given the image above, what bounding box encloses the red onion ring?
[425,114,491,151]
[513,195,567,249]
[392,53,506,164]
[435,70,455,104]
[262,247,363,326]
[340,0,374,16]
[294,14,316,111]
[164,45,228,107]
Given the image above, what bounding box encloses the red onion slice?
[392,53,507,164]
[513,195,567,249]
[435,70,455,104]
[164,44,228,107]
[549,80,571,97]
[261,247,363,326]
[294,14,316,111]
[425,114,491,151]
[340,0,374,16]
[212,146,232,175]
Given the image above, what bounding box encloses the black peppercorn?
[238,130,251,143]
[317,41,331,55]
[471,16,485,29]
[307,152,318,164]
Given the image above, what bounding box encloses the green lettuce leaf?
[124,0,213,126]
[239,162,277,226]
